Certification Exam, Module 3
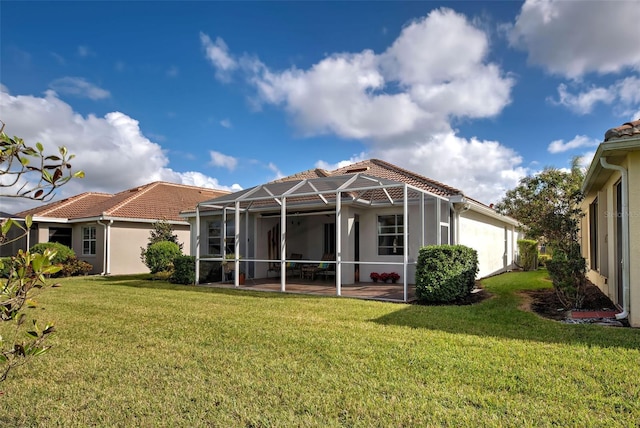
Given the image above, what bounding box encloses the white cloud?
[209,151,238,171]
[509,0,640,78]
[49,77,111,100]
[373,133,527,205]
[200,33,237,82]
[0,88,237,213]
[547,135,600,154]
[220,118,232,128]
[50,52,65,65]
[315,152,368,171]
[77,45,94,58]
[201,8,519,204]
[577,151,596,170]
[267,162,284,180]
[551,77,640,115]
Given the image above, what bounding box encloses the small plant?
[387,272,400,282]
[142,241,182,274]
[370,272,381,282]
[30,242,75,266]
[59,257,93,277]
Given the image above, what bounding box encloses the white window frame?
[377,214,404,256]
[82,226,96,255]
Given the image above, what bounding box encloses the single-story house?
[182,159,521,302]
[581,119,640,327]
[13,182,229,275]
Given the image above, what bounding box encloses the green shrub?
[538,254,552,267]
[517,239,538,271]
[170,255,195,285]
[30,242,75,265]
[546,244,587,309]
[0,256,13,278]
[415,245,479,304]
[142,241,181,274]
[59,257,93,277]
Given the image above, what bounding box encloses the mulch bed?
[524,282,618,321]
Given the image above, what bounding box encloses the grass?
[1,270,639,426]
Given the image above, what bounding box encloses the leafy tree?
[1,121,83,383]
[496,159,587,308]
[140,220,184,272]
[495,160,584,252]
[146,220,183,251]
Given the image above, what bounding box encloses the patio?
[203,278,417,302]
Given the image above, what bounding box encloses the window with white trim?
[207,219,235,256]
[82,226,96,255]
[377,215,404,255]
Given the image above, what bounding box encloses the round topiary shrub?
[415,245,479,304]
[30,242,75,265]
[143,241,182,274]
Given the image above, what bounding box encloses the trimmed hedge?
[517,239,538,271]
[143,241,182,274]
[415,245,479,304]
[170,255,196,285]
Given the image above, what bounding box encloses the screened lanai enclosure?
[192,173,455,302]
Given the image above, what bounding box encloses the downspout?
[452,200,471,245]
[96,218,113,275]
[599,157,629,320]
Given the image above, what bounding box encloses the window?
[323,223,336,255]
[207,219,235,256]
[589,198,598,270]
[49,227,72,247]
[378,215,404,255]
[82,226,96,255]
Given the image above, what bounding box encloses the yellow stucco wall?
[583,150,640,327]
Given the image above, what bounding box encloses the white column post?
[419,193,425,248]
[435,198,441,245]
[195,205,200,285]
[336,191,342,297]
[280,197,287,292]
[403,185,409,303]
[234,201,240,287]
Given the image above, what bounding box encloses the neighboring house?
[182,159,521,302]
[14,182,229,275]
[0,211,28,257]
[581,119,640,327]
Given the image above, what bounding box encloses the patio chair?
[301,253,334,280]
[286,253,304,277]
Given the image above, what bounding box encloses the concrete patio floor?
[202,277,416,302]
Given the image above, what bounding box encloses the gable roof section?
[272,168,330,183]
[329,159,462,198]
[583,119,640,194]
[17,182,229,222]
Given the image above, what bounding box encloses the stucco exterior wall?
[458,210,516,278]
[583,150,640,327]
[628,151,640,327]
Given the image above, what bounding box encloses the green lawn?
[2,270,639,426]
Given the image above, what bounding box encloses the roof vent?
[345,166,370,173]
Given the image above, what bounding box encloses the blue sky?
[1,1,639,213]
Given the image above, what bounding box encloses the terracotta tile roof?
[271,168,330,182]
[16,182,229,222]
[604,119,640,141]
[329,159,463,197]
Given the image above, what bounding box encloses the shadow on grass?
[373,272,640,350]
[90,274,327,301]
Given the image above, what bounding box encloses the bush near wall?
[517,239,538,271]
[171,255,195,285]
[415,245,479,304]
[30,242,75,265]
[143,241,182,274]
[29,242,93,277]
